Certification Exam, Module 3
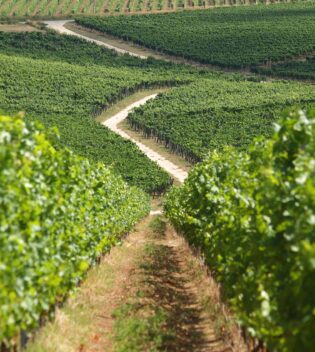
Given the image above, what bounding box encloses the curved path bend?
[103,94,188,183]
[45,21,187,182]
[44,20,147,59]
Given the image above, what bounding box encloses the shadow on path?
[139,237,227,352]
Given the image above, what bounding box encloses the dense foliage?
[0,30,190,192]
[165,108,315,351]
[0,0,288,18]
[76,2,315,68]
[255,57,315,81]
[0,31,177,70]
[127,78,315,162]
[0,113,149,345]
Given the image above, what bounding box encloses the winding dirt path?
[44,20,147,59]
[21,27,248,350]
[103,94,188,183]
[44,22,187,182]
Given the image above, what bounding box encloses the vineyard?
[76,2,315,68]
[127,78,315,162]
[0,31,177,69]
[0,0,290,18]
[256,56,315,81]
[165,108,315,352]
[0,113,150,345]
[1,2,315,350]
[0,32,198,193]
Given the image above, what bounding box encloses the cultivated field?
[76,2,315,71]
[127,78,315,161]
[1,2,315,351]
[0,0,296,18]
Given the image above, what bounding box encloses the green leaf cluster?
[0,113,149,345]
[0,31,179,70]
[165,108,315,351]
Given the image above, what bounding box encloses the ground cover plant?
[76,2,315,69]
[1,11,315,350]
[165,108,315,352]
[0,113,150,347]
[127,78,315,162]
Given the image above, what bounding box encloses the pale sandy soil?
[103,94,188,183]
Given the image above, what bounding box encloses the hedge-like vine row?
[165,108,315,351]
[0,114,150,346]
[0,0,291,18]
[255,56,315,81]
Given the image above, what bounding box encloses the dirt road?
[44,20,147,59]
[103,94,188,183]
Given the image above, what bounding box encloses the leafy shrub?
[0,114,149,346]
[165,108,315,351]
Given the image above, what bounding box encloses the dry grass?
[26,208,246,352]
[112,215,248,352]
[26,218,151,352]
[0,23,40,32]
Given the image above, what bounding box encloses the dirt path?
[43,20,254,74]
[26,213,246,352]
[128,218,245,352]
[103,94,188,183]
[44,20,147,59]
[0,24,41,32]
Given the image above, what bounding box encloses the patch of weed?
[112,301,169,352]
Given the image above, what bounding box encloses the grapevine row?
[0,32,196,193]
[0,0,296,18]
[165,108,315,352]
[127,78,315,162]
[76,2,315,68]
[0,113,149,347]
